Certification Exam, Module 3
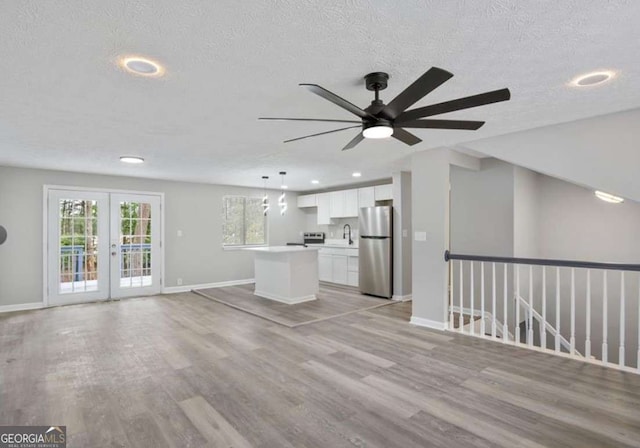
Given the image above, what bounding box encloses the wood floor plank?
[178,396,253,448]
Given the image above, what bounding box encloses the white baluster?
[470,262,475,336]
[555,267,560,353]
[492,262,497,338]
[541,266,547,350]
[603,270,608,364]
[528,265,534,347]
[459,261,464,332]
[585,269,591,359]
[503,263,508,343]
[515,265,520,345]
[481,262,486,337]
[637,275,640,371]
[619,272,625,367]
[449,258,454,330]
[570,268,576,356]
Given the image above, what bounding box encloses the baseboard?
[163,278,255,294]
[392,294,412,301]
[254,290,317,305]
[410,315,447,331]
[0,302,44,314]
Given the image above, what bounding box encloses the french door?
[47,189,162,306]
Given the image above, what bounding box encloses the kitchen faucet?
[343,224,353,245]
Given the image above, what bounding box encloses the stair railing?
[445,250,640,374]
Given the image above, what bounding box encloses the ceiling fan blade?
[259,117,361,124]
[400,119,485,130]
[381,67,453,120]
[283,125,361,143]
[300,84,375,120]
[342,132,365,151]
[396,88,511,122]
[392,128,422,146]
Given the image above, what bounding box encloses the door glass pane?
[58,199,99,294]
[119,201,152,288]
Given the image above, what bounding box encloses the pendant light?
[278,171,288,215]
[261,176,270,215]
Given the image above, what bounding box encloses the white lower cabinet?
[331,255,348,284]
[347,271,358,287]
[318,253,333,282]
[318,248,359,287]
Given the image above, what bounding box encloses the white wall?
[0,166,306,307]
[393,171,412,297]
[411,149,451,328]
[513,166,539,258]
[450,159,514,257]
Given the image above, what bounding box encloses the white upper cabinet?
[330,189,359,218]
[344,189,359,217]
[316,193,333,225]
[297,194,317,208]
[297,184,391,220]
[374,184,393,201]
[329,191,344,218]
[358,187,375,209]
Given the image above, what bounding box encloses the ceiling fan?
[259,67,510,151]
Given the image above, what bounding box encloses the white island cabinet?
[245,246,320,304]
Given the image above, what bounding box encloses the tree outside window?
[222,196,266,246]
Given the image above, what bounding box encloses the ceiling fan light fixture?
[362,122,393,139]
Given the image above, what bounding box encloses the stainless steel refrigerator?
[359,206,393,298]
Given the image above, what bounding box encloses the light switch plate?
[177,230,183,237]
[414,231,427,241]
[402,229,408,238]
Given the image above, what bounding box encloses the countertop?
[245,246,320,253]
[306,239,359,249]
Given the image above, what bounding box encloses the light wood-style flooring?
[1,291,640,447]
[194,282,392,327]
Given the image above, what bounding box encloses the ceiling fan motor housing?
[363,118,392,131]
[364,72,389,91]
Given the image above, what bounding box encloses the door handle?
[111,251,117,256]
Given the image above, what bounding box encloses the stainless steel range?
[303,232,325,244]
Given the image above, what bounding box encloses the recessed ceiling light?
[311,180,320,184]
[120,56,164,77]
[595,190,623,204]
[281,185,289,189]
[570,71,615,87]
[352,172,362,178]
[120,156,145,164]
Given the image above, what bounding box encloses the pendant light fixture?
[278,171,288,215]
[261,176,270,215]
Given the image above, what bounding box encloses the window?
[222,196,266,246]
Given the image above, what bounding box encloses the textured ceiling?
[0,1,639,191]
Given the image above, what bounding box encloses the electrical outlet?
[177,278,183,286]
[402,229,408,238]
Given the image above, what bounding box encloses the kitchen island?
[245,246,320,304]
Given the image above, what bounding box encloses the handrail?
[516,295,579,356]
[444,250,640,272]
